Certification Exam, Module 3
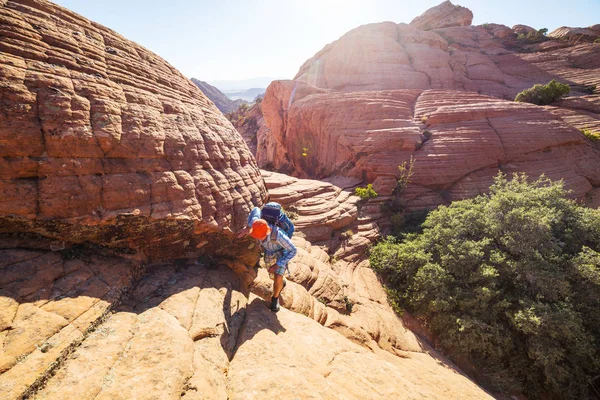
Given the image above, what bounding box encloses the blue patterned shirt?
[247,206,297,267]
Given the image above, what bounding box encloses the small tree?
[515,79,570,105]
[355,184,377,200]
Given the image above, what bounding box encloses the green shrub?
[390,209,430,238]
[515,79,570,105]
[594,38,600,44]
[517,28,548,44]
[582,127,600,141]
[371,173,600,399]
[355,184,378,200]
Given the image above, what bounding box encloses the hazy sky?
[52,0,600,81]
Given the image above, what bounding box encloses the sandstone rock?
[228,295,491,400]
[410,1,473,31]
[481,23,514,39]
[7,259,490,400]
[262,170,361,243]
[261,84,600,208]
[512,24,537,35]
[253,173,424,356]
[517,43,600,90]
[0,249,140,398]
[0,0,266,259]
[293,21,540,97]
[548,26,600,42]
[261,86,422,180]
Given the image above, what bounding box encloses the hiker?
[238,202,297,312]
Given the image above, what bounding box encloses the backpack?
[260,202,295,238]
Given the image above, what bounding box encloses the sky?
[52,0,600,82]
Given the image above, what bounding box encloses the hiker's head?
[249,219,271,240]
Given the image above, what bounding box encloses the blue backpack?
[260,202,295,238]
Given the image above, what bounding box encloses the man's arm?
[237,206,262,238]
[275,231,297,267]
[247,207,262,227]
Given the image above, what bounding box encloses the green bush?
[517,28,548,44]
[370,173,600,399]
[594,38,600,44]
[355,184,378,200]
[515,80,570,105]
[582,128,600,141]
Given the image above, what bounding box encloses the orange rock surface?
[0,0,266,259]
[1,251,492,400]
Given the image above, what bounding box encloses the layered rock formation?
[410,0,473,31]
[0,0,266,260]
[549,25,600,42]
[190,78,247,114]
[257,1,600,209]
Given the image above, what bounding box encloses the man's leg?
[270,263,288,312]
[273,273,284,298]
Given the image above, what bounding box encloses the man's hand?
[237,226,251,238]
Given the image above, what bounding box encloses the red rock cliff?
[0,0,267,259]
[258,2,600,208]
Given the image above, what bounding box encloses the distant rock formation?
[190,78,247,113]
[259,1,600,210]
[0,0,266,260]
[410,0,473,31]
[549,25,600,42]
[227,101,264,155]
[223,87,266,102]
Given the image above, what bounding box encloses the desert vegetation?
[517,28,548,44]
[371,173,600,399]
[515,79,571,105]
[355,184,378,200]
[582,127,600,141]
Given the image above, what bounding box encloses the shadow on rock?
[230,296,286,360]
[0,244,254,398]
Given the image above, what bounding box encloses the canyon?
[1,0,599,399]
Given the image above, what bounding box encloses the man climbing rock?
[238,203,297,312]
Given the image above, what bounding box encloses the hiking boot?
[270,296,280,312]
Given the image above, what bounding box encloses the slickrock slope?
[256,171,424,357]
[0,245,143,399]
[1,251,491,400]
[0,0,266,259]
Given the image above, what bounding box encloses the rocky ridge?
[190,78,247,114]
[0,0,265,260]
[254,1,600,210]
